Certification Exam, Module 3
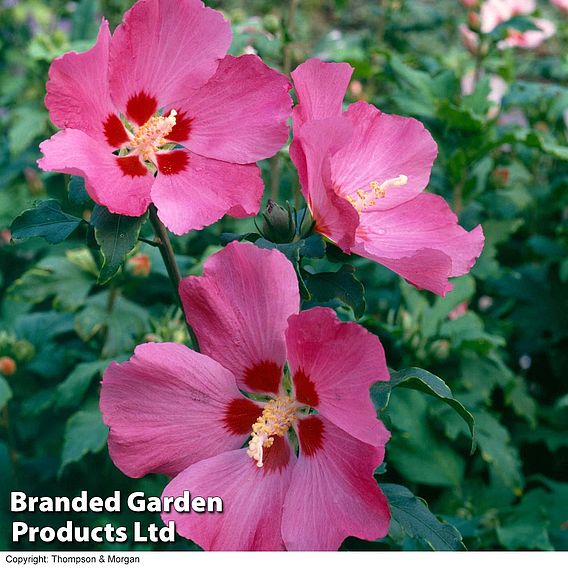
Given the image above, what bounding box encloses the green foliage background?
[0,0,567,552]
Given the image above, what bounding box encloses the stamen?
[129,110,177,163]
[346,175,408,213]
[246,396,297,468]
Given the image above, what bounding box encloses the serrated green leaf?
[8,252,94,311]
[305,264,366,318]
[386,389,466,486]
[91,205,147,283]
[75,291,150,357]
[56,360,114,408]
[10,199,83,244]
[373,366,476,452]
[60,407,108,475]
[475,410,523,491]
[381,483,466,550]
[496,489,553,550]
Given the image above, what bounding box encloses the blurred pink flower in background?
[459,23,481,52]
[101,243,391,551]
[448,302,469,320]
[551,0,568,14]
[480,0,536,32]
[461,70,508,118]
[499,18,556,48]
[461,0,556,52]
[38,0,292,235]
[290,59,484,296]
[479,0,556,49]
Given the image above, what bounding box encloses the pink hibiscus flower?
[38,0,292,235]
[461,70,508,118]
[289,59,484,296]
[480,0,556,49]
[551,0,568,14]
[100,242,390,550]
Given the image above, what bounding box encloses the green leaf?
[8,251,95,311]
[60,407,108,475]
[75,291,150,357]
[68,176,90,206]
[305,265,366,318]
[56,360,116,408]
[0,377,13,410]
[381,484,466,550]
[91,205,147,284]
[71,0,101,42]
[421,275,475,339]
[475,410,523,492]
[386,390,466,487]
[373,367,476,452]
[8,107,48,155]
[496,489,553,550]
[10,199,83,244]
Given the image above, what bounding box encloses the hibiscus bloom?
[38,0,292,234]
[551,0,568,14]
[480,0,555,49]
[290,59,484,296]
[461,70,508,118]
[100,242,391,550]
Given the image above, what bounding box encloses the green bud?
[261,200,296,243]
[263,14,280,34]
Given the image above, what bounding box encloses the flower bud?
[261,200,296,243]
[0,356,16,377]
[13,340,35,362]
[467,11,481,32]
[430,340,451,361]
[128,254,151,277]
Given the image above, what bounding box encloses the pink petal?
[45,20,126,149]
[331,102,438,211]
[162,439,296,550]
[174,55,292,164]
[286,307,389,446]
[100,342,259,478]
[500,18,556,49]
[38,129,152,216]
[150,149,263,234]
[109,0,231,114]
[291,58,353,130]
[179,242,299,395]
[291,118,359,251]
[353,193,485,295]
[282,415,390,550]
[375,249,455,296]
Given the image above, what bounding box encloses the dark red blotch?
[293,368,319,407]
[243,361,282,394]
[126,91,158,126]
[298,415,325,457]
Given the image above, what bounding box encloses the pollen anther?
[129,109,178,163]
[246,396,297,468]
[347,174,408,213]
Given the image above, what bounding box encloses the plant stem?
[282,0,299,76]
[148,205,200,351]
[453,178,465,215]
[2,406,20,489]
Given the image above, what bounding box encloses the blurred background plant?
[0,0,567,552]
